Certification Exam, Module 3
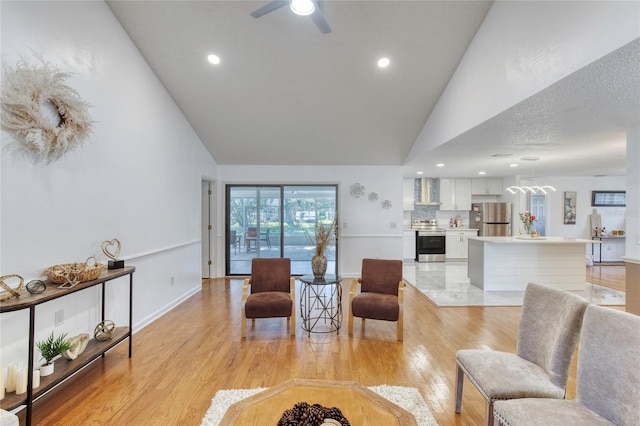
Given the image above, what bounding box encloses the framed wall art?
[563,191,577,224]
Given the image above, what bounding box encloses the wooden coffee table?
[221,378,417,425]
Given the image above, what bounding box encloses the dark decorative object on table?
[26,279,46,294]
[277,401,350,426]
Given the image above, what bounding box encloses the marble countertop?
[469,236,597,244]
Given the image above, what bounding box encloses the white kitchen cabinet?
[403,179,415,211]
[446,229,478,259]
[440,179,471,211]
[471,178,503,195]
[403,230,416,260]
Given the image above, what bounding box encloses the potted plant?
[36,332,72,376]
[311,217,337,278]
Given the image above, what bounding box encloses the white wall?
[217,165,404,276]
[625,126,640,261]
[0,1,217,365]
[409,0,640,158]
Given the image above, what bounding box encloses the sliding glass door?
[226,185,337,276]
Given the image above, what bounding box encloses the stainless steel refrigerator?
[470,202,512,236]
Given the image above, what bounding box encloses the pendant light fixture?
[505,157,556,194]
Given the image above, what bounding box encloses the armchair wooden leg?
[348,312,354,335]
[241,311,247,338]
[290,315,295,336]
[397,311,403,341]
[455,363,464,413]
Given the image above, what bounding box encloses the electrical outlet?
[55,310,64,326]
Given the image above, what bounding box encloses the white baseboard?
[133,285,201,333]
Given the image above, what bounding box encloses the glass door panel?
[283,186,337,276]
[227,186,281,275]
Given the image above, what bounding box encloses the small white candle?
[1,366,5,400]
[32,370,40,389]
[15,368,27,395]
[6,362,17,393]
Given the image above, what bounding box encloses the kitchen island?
[468,236,598,291]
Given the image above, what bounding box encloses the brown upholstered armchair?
[241,258,295,338]
[348,258,404,341]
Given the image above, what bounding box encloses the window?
[591,191,625,207]
[226,185,338,275]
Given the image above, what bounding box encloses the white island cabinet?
[446,229,479,260]
[468,236,598,291]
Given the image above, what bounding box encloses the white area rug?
[201,384,438,426]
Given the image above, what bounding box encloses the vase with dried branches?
[311,217,337,279]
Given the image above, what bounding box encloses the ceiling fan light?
[290,0,315,16]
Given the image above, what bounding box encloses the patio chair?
[229,230,240,254]
[260,228,272,249]
[241,258,295,338]
[494,305,640,425]
[455,282,589,426]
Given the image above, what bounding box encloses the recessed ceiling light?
[478,171,486,175]
[207,54,221,65]
[436,163,444,167]
[510,164,518,168]
[417,171,424,175]
[290,0,315,16]
[377,57,390,68]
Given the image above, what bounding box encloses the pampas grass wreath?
[1,55,94,164]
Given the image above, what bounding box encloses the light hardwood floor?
[27,267,625,426]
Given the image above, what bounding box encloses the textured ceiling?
[404,37,640,178]
[107,1,639,178]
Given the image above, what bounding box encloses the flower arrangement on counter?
[519,211,536,235]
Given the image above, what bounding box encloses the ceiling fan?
[250,0,332,34]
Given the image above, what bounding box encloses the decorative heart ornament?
[101,239,121,261]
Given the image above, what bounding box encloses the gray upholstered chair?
[494,305,640,426]
[455,282,589,426]
[349,258,404,341]
[241,258,295,338]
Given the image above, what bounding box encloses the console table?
[299,274,342,334]
[591,235,626,263]
[0,266,135,425]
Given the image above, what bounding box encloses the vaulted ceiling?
[107,1,639,178]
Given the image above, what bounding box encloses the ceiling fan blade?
[250,0,289,19]
[310,9,331,34]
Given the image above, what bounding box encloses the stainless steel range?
[412,219,446,262]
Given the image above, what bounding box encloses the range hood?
[415,178,440,205]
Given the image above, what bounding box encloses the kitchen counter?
[469,236,596,244]
[468,236,595,291]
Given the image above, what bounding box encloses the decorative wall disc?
[381,200,392,210]
[368,192,378,202]
[349,183,365,198]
